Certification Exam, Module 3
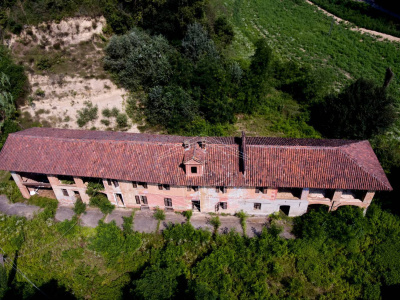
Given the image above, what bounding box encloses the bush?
[209,216,221,232]
[183,210,193,221]
[235,210,248,234]
[76,101,98,127]
[116,113,128,129]
[110,107,119,118]
[89,193,114,215]
[0,180,23,203]
[28,195,58,218]
[154,208,166,221]
[86,178,104,197]
[102,108,111,118]
[73,198,86,215]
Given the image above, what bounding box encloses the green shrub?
[100,119,110,126]
[76,101,98,127]
[36,57,52,70]
[0,180,23,203]
[73,198,86,215]
[116,113,128,129]
[89,193,114,215]
[235,210,248,235]
[28,195,58,218]
[209,216,221,232]
[35,88,45,97]
[154,208,166,221]
[183,210,193,222]
[122,213,134,236]
[110,107,119,117]
[86,178,104,197]
[102,108,111,118]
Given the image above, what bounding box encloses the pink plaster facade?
[11,172,377,216]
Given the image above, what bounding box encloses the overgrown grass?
[216,0,400,98]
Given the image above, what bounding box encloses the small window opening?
[216,186,226,193]
[112,180,119,188]
[220,202,227,209]
[58,175,75,185]
[255,187,265,194]
[158,184,163,190]
[107,179,112,186]
[135,195,140,204]
[254,203,261,210]
[141,196,148,205]
[191,166,198,174]
[164,198,172,207]
[62,189,69,196]
[132,182,137,188]
[139,182,147,189]
[115,193,125,206]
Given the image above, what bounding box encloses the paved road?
[0,196,291,238]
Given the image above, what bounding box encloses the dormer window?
[191,167,197,174]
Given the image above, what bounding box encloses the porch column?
[330,189,343,212]
[10,172,31,199]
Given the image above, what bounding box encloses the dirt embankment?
[4,16,138,132]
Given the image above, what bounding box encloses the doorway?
[192,200,200,212]
[114,193,125,207]
[280,205,290,216]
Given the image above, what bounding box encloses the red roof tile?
[0,128,392,191]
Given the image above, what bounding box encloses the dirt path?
[306,0,400,42]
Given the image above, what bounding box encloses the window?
[132,182,137,188]
[254,203,261,210]
[158,184,170,190]
[193,186,199,191]
[139,182,147,189]
[135,195,140,204]
[187,186,191,191]
[220,202,227,209]
[164,198,172,207]
[216,186,226,193]
[112,180,119,188]
[141,196,148,205]
[74,191,80,198]
[62,189,68,196]
[107,179,112,186]
[191,166,197,174]
[255,187,265,194]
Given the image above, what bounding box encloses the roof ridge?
[339,142,392,190]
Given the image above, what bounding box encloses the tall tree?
[312,78,397,139]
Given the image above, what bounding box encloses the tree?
[182,23,219,62]
[0,73,15,130]
[312,78,397,139]
[104,27,174,91]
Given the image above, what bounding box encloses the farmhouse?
[0,128,392,216]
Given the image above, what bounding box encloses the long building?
[0,128,392,216]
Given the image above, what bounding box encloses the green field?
[217,0,400,94]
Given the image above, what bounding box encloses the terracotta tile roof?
[0,127,392,191]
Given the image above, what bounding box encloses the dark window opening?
[141,196,148,205]
[280,205,290,216]
[115,193,125,206]
[191,166,198,174]
[277,188,302,199]
[220,202,227,209]
[107,179,112,186]
[135,195,140,204]
[216,186,226,193]
[187,186,191,191]
[132,182,137,188]
[73,191,80,198]
[254,203,261,210]
[192,200,200,212]
[255,187,266,194]
[164,198,172,207]
[139,182,147,189]
[62,189,68,196]
[159,184,171,190]
[112,180,119,188]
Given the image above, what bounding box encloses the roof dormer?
[183,140,206,176]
